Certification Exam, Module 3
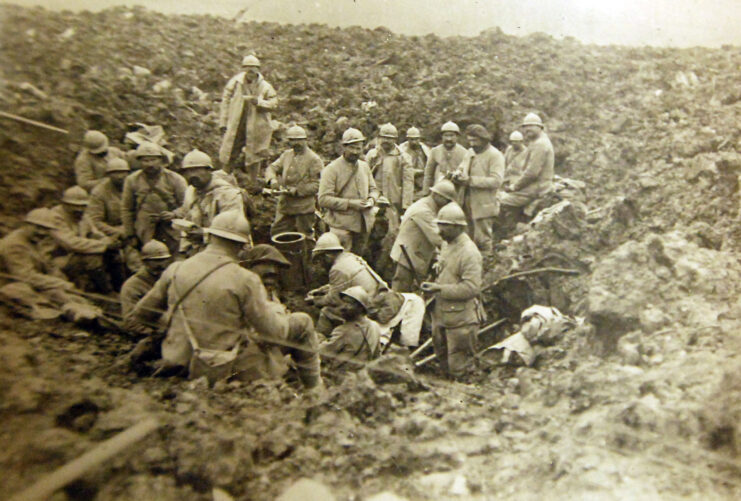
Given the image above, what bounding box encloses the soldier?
[450,124,504,253]
[121,240,173,329]
[74,130,125,192]
[50,186,121,292]
[242,244,322,389]
[130,210,290,385]
[500,113,555,213]
[86,158,141,274]
[422,121,468,195]
[308,232,388,336]
[176,149,245,256]
[399,126,431,199]
[0,208,101,322]
[318,128,379,255]
[503,130,527,186]
[366,123,414,231]
[121,142,187,255]
[219,55,278,188]
[320,286,381,372]
[265,125,323,237]
[421,202,483,379]
[389,179,457,292]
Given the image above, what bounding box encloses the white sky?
[3,0,741,47]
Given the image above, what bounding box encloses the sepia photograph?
[0,0,740,499]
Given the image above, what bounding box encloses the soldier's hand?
[159,211,175,222]
[105,237,123,251]
[347,199,366,211]
[286,187,298,196]
[420,281,441,293]
[244,96,258,105]
[123,235,139,247]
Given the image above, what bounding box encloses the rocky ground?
[1,4,741,500]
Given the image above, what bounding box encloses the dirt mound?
[2,4,741,500]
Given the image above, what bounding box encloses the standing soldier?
[177,149,245,256]
[219,55,278,188]
[74,130,125,192]
[389,179,457,292]
[265,125,323,237]
[399,126,431,199]
[503,130,527,186]
[366,123,414,232]
[130,211,292,385]
[318,128,379,255]
[500,113,555,214]
[451,124,504,253]
[421,203,483,379]
[422,121,468,195]
[121,142,187,256]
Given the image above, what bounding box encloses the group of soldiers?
[0,54,556,386]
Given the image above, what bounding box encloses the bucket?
[271,232,308,291]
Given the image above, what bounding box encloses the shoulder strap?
[165,260,233,334]
[336,164,359,197]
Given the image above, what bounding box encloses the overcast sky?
[4,0,741,47]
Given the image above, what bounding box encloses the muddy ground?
[1,5,741,500]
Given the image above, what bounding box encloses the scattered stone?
[276,478,336,501]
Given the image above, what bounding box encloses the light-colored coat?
[315,251,387,308]
[178,174,244,229]
[74,147,124,192]
[504,145,528,184]
[423,143,468,193]
[265,147,323,215]
[321,316,381,369]
[318,156,380,234]
[121,169,187,243]
[131,246,288,366]
[458,145,505,220]
[0,229,71,291]
[86,178,124,237]
[366,145,415,210]
[390,195,443,276]
[433,232,482,328]
[49,205,109,255]
[511,133,555,197]
[218,72,277,165]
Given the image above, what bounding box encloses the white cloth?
[377,293,425,347]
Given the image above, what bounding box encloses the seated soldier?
[0,208,102,323]
[50,186,121,292]
[308,232,388,336]
[241,244,321,389]
[320,286,381,372]
[121,240,173,335]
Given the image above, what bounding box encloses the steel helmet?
[521,113,544,128]
[205,210,252,244]
[509,131,524,142]
[440,121,460,134]
[312,232,345,254]
[141,240,171,260]
[83,130,109,154]
[182,149,213,170]
[340,285,370,311]
[378,123,398,138]
[242,244,291,268]
[429,179,457,202]
[241,55,261,67]
[341,128,365,145]
[106,158,130,173]
[285,125,307,140]
[62,186,90,206]
[25,208,58,230]
[135,142,164,158]
[434,202,467,226]
[406,127,421,139]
